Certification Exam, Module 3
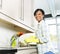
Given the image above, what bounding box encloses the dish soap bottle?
[10,32,24,48]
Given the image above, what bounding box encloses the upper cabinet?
[0,0,35,33]
[2,0,22,21]
[0,0,34,27]
[23,0,34,28]
[0,0,22,21]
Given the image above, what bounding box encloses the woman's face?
[35,11,44,22]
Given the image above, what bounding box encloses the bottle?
[10,32,24,48]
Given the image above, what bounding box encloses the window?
[57,17,60,24]
[45,18,56,24]
[45,18,57,35]
[57,25,60,51]
[49,25,57,35]
[45,17,60,53]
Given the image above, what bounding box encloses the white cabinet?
[1,0,34,27]
[1,0,22,21]
[23,0,34,28]
[0,0,35,32]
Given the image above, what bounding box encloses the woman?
[34,9,53,54]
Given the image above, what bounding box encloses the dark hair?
[34,9,45,16]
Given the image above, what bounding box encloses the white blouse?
[36,20,48,43]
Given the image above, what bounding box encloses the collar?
[38,20,44,24]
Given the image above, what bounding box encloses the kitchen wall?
[0,19,26,47]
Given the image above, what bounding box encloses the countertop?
[0,46,37,50]
[17,46,37,50]
[0,46,37,54]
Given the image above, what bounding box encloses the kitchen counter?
[0,46,38,54]
[17,46,37,50]
[16,46,38,54]
[0,46,37,50]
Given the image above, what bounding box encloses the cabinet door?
[23,0,33,27]
[1,0,22,21]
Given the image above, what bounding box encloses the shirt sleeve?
[41,22,49,42]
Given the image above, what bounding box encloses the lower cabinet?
[16,48,38,54]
